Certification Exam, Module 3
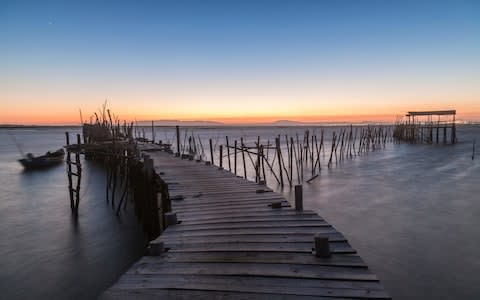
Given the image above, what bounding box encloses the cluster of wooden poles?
[393,122,457,144]
[103,147,169,239]
[173,125,393,188]
[66,115,174,238]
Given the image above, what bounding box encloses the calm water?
[0,127,147,299]
[0,125,479,299]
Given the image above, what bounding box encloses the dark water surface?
[0,125,479,299]
[0,128,147,299]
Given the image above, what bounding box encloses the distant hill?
[271,120,306,126]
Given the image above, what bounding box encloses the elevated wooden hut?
[394,110,456,144]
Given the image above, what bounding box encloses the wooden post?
[148,241,164,256]
[157,192,165,232]
[275,137,284,187]
[219,145,223,169]
[255,137,260,183]
[151,120,155,143]
[314,235,330,257]
[261,145,266,185]
[271,201,282,209]
[234,140,238,175]
[290,137,294,185]
[226,136,231,171]
[144,156,154,179]
[165,212,178,227]
[295,184,303,211]
[311,132,316,163]
[209,138,214,165]
[305,130,309,165]
[74,134,82,212]
[241,138,247,179]
[328,132,335,168]
[452,119,456,144]
[65,132,74,211]
[176,125,180,156]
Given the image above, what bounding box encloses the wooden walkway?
[102,152,390,299]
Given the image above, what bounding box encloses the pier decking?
[102,151,390,299]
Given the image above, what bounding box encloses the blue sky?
[1,0,479,123]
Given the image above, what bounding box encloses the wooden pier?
[101,151,390,299]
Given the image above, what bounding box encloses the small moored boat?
[18,148,65,169]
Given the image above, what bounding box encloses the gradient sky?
[2,0,479,124]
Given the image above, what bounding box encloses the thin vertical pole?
[74,134,82,213]
[151,121,155,143]
[295,184,303,211]
[226,136,231,171]
[256,137,260,183]
[290,137,294,184]
[275,137,284,187]
[234,140,238,175]
[65,132,74,211]
[219,145,223,168]
[175,125,180,156]
[209,138,214,165]
[261,145,266,184]
[241,138,247,179]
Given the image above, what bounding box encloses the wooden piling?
[226,136,231,171]
[176,125,180,156]
[275,137,284,187]
[295,184,303,211]
[74,134,82,212]
[234,140,238,176]
[209,138,214,165]
[241,138,247,179]
[151,121,155,143]
[314,235,331,257]
[219,145,223,169]
[65,132,74,211]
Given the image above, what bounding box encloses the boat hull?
[18,149,65,169]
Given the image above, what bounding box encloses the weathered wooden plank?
[127,262,378,281]
[101,289,354,300]
[177,214,324,226]
[155,232,347,244]
[112,274,389,298]
[170,218,331,231]
[165,241,355,254]
[175,204,293,219]
[161,226,338,237]
[169,189,273,197]
[118,273,385,291]
[169,185,263,193]
[166,220,330,233]
[174,210,318,223]
[171,200,290,213]
[171,193,285,205]
[139,252,367,267]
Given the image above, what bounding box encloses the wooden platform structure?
[394,110,457,144]
[101,151,390,299]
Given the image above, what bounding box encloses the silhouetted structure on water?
[394,110,457,144]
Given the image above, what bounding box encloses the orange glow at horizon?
[2,107,480,125]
